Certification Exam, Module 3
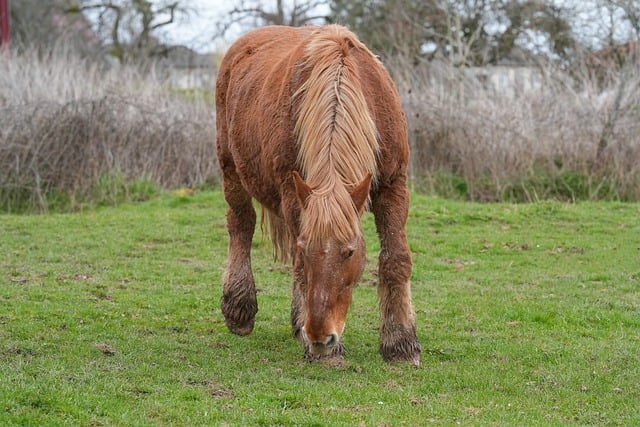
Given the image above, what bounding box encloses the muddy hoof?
[380,338,422,366]
[221,294,257,336]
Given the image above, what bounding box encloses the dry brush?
[2,45,640,212]
[392,56,640,202]
[0,47,217,212]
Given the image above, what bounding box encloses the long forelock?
[293,25,379,247]
[301,184,361,249]
[294,26,379,190]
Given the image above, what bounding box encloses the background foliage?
[1,0,639,211]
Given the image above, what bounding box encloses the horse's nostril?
[325,333,338,347]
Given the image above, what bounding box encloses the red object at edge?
[0,0,9,51]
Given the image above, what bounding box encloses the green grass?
[1,191,639,425]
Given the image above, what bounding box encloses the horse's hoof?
[222,295,257,336]
[380,339,422,366]
[224,318,255,336]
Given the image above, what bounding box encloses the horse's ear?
[292,171,312,209]
[351,173,372,215]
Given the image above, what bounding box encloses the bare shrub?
[391,55,640,202]
[3,43,638,210]
[0,46,217,212]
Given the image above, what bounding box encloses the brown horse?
[215,24,420,364]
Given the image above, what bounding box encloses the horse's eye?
[345,249,354,259]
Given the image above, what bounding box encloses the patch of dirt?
[321,358,350,369]
[206,381,234,399]
[95,342,116,355]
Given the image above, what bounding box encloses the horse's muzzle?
[303,328,340,356]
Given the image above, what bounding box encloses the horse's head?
[292,171,372,357]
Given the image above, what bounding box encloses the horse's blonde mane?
[293,25,380,247]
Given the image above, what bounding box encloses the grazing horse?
[215,24,421,364]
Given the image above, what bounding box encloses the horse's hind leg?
[371,176,421,365]
[220,163,258,336]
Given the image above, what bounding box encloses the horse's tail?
[294,25,380,192]
[262,207,292,263]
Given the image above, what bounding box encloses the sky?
[153,0,328,53]
[154,0,230,53]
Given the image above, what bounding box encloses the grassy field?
[1,191,639,425]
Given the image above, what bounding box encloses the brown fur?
[216,24,421,364]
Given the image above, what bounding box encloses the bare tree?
[71,0,186,63]
[329,0,443,59]
[329,0,577,64]
[215,0,328,39]
[604,0,640,38]
[9,0,100,55]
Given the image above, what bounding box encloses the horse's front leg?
[371,177,421,365]
[220,169,258,336]
[290,252,306,344]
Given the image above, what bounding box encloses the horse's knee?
[226,205,256,237]
[379,249,411,285]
